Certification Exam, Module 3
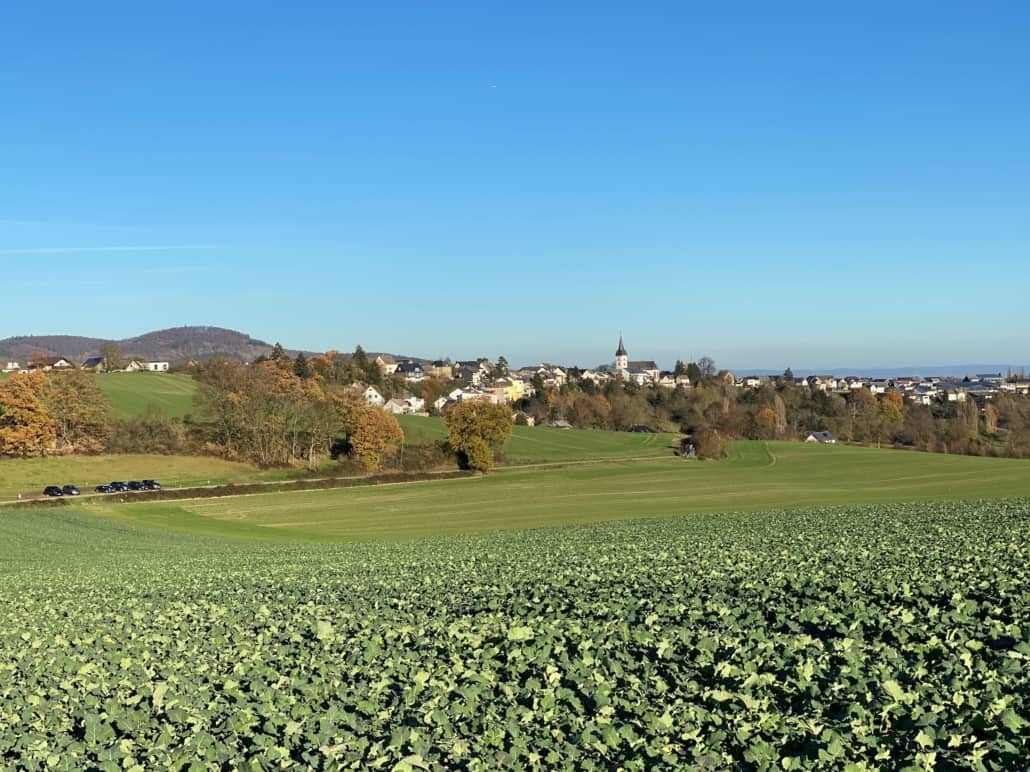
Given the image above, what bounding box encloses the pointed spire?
[615,334,627,357]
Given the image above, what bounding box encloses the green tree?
[293,352,311,379]
[444,400,513,472]
[270,342,291,369]
[686,362,703,385]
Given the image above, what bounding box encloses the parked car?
[43,486,64,497]
[61,485,80,496]
[94,484,113,493]
[141,479,161,490]
[109,481,128,491]
[127,481,144,491]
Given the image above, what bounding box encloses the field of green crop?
[1,500,1027,769]
[95,372,199,419]
[102,441,1030,540]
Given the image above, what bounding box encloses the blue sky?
[1,2,1028,370]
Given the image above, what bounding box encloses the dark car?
[109,481,128,491]
[141,479,161,490]
[61,485,80,496]
[94,484,113,493]
[127,481,144,491]
[43,486,64,497]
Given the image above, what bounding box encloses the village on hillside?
[3,356,170,374]
[6,337,1029,424]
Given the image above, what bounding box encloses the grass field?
[95,372,199,419]
[0,371,199,419]
[396,414,679,462]
[0,454,284,501]
[94,440,1030,540]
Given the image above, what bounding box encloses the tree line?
[3,350,1028,465]
[0,353,515,474]
[0,358,408,472]
[514,364,1030,459]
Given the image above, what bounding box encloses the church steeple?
[614,334,629,372]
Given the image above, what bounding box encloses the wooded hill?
[0,326,275,363]
[0,326,420,367]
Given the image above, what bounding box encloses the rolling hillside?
[94,440,1030,540]
[96,372,199,419]
[396,414,679,462]
[0,326,276,363]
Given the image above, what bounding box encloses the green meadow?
[396,414,679,462]
[91,440,1030,540]
[95,372,199,419]
[0,454,286,502]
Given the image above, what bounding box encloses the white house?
[374,355,399,375]
[456,388,499,404]
[907,385,938,406]
[383,398,408,414]
[28,356,74,371]
[393,361,426,382]
[354,384,384,407]
[383,396,426,415]
[805,431,837,444]
[3,362,20,373]
[146,361,170,372]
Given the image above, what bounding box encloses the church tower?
[615,334,629,372]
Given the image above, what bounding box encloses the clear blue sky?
[2,2,1028,370]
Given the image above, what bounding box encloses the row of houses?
[735,372,1029,403]
[2,357,170,374]
[375,352,691,398]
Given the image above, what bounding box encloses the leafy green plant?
[0,500,1027,769]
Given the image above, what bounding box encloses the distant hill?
[0,326,277,364]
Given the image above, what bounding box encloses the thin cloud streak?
[0,244,217,255]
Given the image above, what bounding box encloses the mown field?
[99,441,1030,540]
[95,372,198,419]
[0,455,286,502]
[1,500,1027,769]
[0,370,199,419]
[396,414,679,462]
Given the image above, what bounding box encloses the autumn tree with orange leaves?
[0,372,56,457]
[348,406,404,471]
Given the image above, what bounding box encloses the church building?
[613,335,659,384]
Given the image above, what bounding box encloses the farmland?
[0,370,199,419]
[99,440,1030,540]
[396,415,679,462]
[0,454,287,502]
[95,372,198,419]
[1,500,1027,769]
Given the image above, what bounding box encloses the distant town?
[7,335,1028,420]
